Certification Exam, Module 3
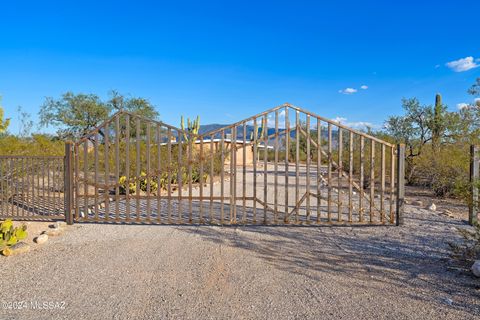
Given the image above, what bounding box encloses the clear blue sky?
[1,0,479,134]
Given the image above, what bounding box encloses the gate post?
[469,145,479,225]
[396,144,405,226]
[64,142,74,225]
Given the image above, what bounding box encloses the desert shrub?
[0,134,64,156]
[449,222,480,264]
[410,144,470,197]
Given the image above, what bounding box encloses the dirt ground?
[0,186,479,320]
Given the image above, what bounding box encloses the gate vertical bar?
[284,107,289,223]
[390,146,395,224]
[337,128,343,222]
[167,128,172,223]
[327,123,332,222]
[253,119,257,223]
[316,118,321,223]
[359,136,364,222]
[135,119,141,222]
[306,115,311,223]
[178,131,183,224]
[104,123,110,221]
[156,124,162,223]
[83,143,88,221]
[146,123,151,221]
[242,123,247,223]
[274,110,279,223]
[64,142,74,225]
[74,145,79,220]
[370,140,375,223]
[263,116,268,224]
[199,138,204,223]
[220,130,225,224]
[469,145,479,225]
[295,110,300,223]
[94,133,99,221]
[380,144,385,222]
[232,126,237,224]
[188,133,192,223]
[396,144,405,226]
[115,116,120,222]
[348,131,353,222]
[125,115,131,222]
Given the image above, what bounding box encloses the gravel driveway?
[1,203,479,319]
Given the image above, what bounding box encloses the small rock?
[2,242,30,256]
[411,200,423,207]
[472,261,480,277]
[428,203,437,211]
[34,234,48,244]
[50,221,66,229]
[55,221,67,228]
[43,229,63,237]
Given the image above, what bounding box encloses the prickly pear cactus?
[0,219,28,252]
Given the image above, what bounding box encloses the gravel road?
[1,203,479,319]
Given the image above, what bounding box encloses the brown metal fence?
[71,103,405,225]
[0,155,66,220]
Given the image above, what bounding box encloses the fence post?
[396,144,405,226]
[470,145,479,225]
[64,142,74,225]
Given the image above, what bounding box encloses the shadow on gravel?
[176,209,480,316]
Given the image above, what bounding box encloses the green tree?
[39,92,110,139]
[468,77,480,98]
[385,98,432,160]
[385,96,458,183]
[17,106,33,137]
[0,96,10,133]
[107,90,159,120]
[39,91,159,140]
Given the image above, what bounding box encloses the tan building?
[193,139,271,166]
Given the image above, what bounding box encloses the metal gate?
[0,155,66,220]
[71,103,404,225]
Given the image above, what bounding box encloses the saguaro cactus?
[431,93,444,153]
[249,117,266,142]
[181,115,200,141]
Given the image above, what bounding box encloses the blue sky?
[1,0,479,134]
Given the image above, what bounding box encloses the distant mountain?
[200,124,339,145]
[198,124,229,135]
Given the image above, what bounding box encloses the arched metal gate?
[67,103,404,225]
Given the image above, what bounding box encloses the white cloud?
[266,111,286,128]
[457,103,470,110]
[446,56,479,72]
[360,85,368,90]
[338,88,357,95]
[333,116,379,130]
